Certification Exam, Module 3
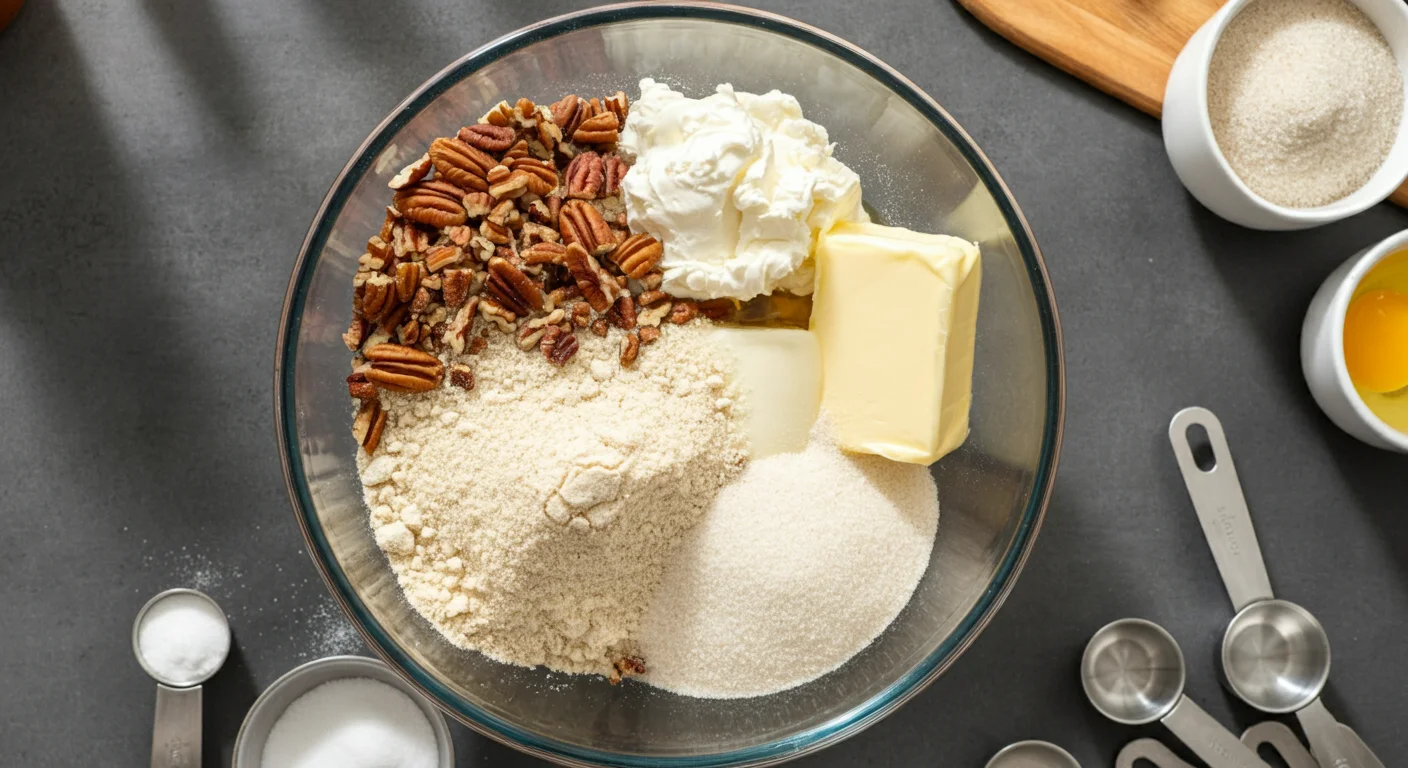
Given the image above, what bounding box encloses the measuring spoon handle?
[1168,407,1275,611]
[1241,721,1317,768]
[151,684,201,768]
[1298,698,1362,768]
[1338,723,1386,768]
[1162,696,1271,768]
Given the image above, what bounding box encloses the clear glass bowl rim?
[274,3,1066,766]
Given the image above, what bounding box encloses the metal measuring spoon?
[133,588,231,768]
[1116,738,1196,768]
[1081,618,1269,768]
[1169,407,1381,768]
[1241,722,1318,768]
[1118,724,1316,768]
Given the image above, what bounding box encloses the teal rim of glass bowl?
[275,3,1066,766]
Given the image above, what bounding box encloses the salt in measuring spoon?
[133,588,231,768]
[1169,407,1380,768]
[1081,618,1269,768]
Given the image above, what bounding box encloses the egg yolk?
[1344,289,1408,393]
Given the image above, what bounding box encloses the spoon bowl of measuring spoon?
[1081,618,1270,768]
[1169,407,1384,768]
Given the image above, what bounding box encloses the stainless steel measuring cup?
[1081,618,1269,768]
[1169,407,1381,768]
[133,588,231,768]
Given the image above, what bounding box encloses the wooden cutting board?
[956,0,1408,207]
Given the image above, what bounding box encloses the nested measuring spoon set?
[1081,408,1383,768]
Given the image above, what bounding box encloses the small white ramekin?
[1163,0,1408,230]
[1302,229,1408,453]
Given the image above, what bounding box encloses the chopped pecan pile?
[347,90,704,453]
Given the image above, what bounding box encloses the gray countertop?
[2,1,1405,765]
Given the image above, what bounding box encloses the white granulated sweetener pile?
[636,416,939,698]
[358,323,745,676]
[1207,0,1404,208]
[137,593,229,685]
[260,677,438,768]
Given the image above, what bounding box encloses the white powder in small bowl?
[261,677,438,768]
[137,593,230,685]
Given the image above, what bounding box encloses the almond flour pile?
[345,92,748,679]
[358,325,744,676]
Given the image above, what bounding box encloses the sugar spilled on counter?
[137,594,230,684]
[261,678,438,768]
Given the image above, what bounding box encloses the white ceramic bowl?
[1163,0,1408,230]
[233,655,455,768]
[1302,229,1408,453]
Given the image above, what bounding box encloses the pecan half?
[564,151,603,199]
[507,156,558,197]
[668,300,699,325]
[606,295,637,330]
[462,192,494,219]
[394,180,467,228]
[378,207,399,241]
[636,289,668,307]
[519,221,560,247]
[364,343,444,393]
[394,262,423,302]
[559,200,613,256]
[504,139,531,162]
[602,154,628,196]
[458,124,515,153]
[429,137,496,193]
[360,274,397,320]
[610,233,663,279]
[449,363,476,391]
[486,256,545,315]
[366,235,391,264]
[534,110,562,155]
[605,91,629,123]
[424,245,465,273]
[445,297,478,354]
[540,326,579,366]
[546,285,581,310]
[343,317,368,351]
[522,242,568,266]
[352,398,388,454]
[441,268,474,308]
[480,100,514,127]
[619,332,640,367]
[397,316,423,346]
[517,323,548,351]
[564,243,618,312]
[573,112,619,144]
[486,165,530,199]
[388,153,432,190]
[347,371,378,401]
[549,94,586,137]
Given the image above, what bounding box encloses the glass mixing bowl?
[275,4,1064,765]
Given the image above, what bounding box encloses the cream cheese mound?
[618,79,864,301]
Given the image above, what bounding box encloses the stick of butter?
[811,222,981,464]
